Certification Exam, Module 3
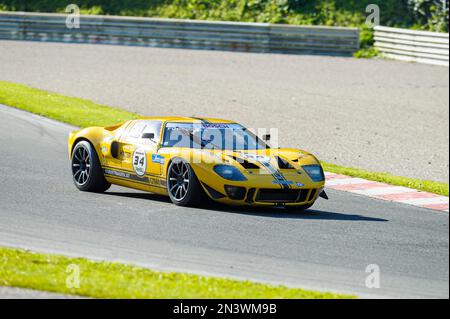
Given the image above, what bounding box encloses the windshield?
[162,122,268,150]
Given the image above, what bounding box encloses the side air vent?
[202,183,226,199]
[111,141,120,159]
[229,156,260,169]
[276,156,295,169]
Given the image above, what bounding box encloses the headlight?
[213,165,247,181]
[302,164,325,182]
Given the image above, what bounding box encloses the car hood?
[187,147,321,172]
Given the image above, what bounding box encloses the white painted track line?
[325,172,448,213]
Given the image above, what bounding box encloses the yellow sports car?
[68,117,327,209]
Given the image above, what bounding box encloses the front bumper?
[202,183,324,207]
[193,164,325,206]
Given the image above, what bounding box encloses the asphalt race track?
[0,286,80,299]
[0,40,448,183]
[0,105,448,298]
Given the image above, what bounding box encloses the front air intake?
[256,189,309,203]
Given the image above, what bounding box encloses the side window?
[123,120,162,144]
[140,121,162,144]
[127,121,146,139]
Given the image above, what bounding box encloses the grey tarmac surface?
[0,105,448,299]
[0,40,448,182]
[0,286,82,299]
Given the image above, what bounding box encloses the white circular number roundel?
[132,148,147,177]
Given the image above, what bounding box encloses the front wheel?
[71,140,110,193]
[167,158,205,207]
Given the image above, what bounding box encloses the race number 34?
[133,148,147,177]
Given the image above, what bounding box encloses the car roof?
[137,116,237,124]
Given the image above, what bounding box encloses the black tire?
[71,140,111,193]
[167,158,205,207]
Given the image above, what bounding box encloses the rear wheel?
[71,140,110,192]
[167,158,205,207]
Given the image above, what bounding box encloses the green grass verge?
[0,247,353,298]
[0,80,447,197]
[322,162,448,197]
[0,81,139,128]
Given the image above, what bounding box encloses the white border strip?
[325,172,448,212]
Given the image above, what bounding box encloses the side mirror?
[142,132,155,140]
[262,134,271,142]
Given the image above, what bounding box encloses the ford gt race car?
[68,117,327,209]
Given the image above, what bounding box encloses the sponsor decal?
[201,123,230,129]
[152,154,165,165]
[149,177,167,187]
[239,153,270,163]
[132,148,147,177]
[296,182,305,187]
[104,169,131,179]
[104,168,146,183]
[104,167,166,189]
